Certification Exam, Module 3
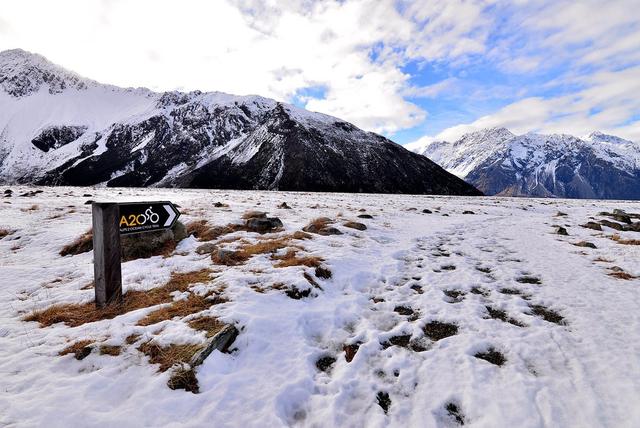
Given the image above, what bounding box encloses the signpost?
[92,201,180,308]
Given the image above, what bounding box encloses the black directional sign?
[118,201,180,235]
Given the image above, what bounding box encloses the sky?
[1,0,639,144]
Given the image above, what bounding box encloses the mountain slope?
[409,128,640,199]
[0,49,480,196]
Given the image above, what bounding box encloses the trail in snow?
[0,186,639,428]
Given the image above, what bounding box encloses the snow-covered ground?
[1,186,640,427]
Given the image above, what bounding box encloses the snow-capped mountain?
[409,128,640,199]
[0,49,480,195]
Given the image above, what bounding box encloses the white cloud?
[0,0,495,134]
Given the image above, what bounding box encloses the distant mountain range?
[0,49,480,196]
[407,127,640,200]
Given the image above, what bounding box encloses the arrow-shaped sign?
[117,201,181,235]
[163,203,177,227]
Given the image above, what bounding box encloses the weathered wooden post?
[91,200,180,308]
[92,202,123,308]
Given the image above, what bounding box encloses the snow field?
[1,186,639,427]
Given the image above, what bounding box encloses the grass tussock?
[610,234,640,245]
[60,229,93,256]
[99,345,122,356]
[125,334,141,345]
[137,291,224,326]
[608,271,637,280]
[59,340,93,360]
[188,316,226,338]
[186,220,246,241]
[0,228,13,239]
[168,368,199,393]
[272,249,323,268]
[138,341,202,372]
[25,269,214,327]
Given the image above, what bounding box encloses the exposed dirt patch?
[315,266,332,279]
[516,276,542,285]
[445,402,465,425]
[343,343,361,362]
[285,286,312,300]
[423,321,458,341]
[168,368,199,394]
[530,304,565,325]
[474,347,506,366]
[573,241,597,249]
[376,391,391,414]
[485,306,526,327]
[443,289,466,302]
[315,355,337,372]
[470,286,489,296]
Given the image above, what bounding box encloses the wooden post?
[92,202,122,308]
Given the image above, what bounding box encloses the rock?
[84,200,93,205]
[573,241,597,249]
[82,193,92,197]
[195,243,217,255]
[302,218,343,235]
[555,211,568,217]
[211,248,246,265]
[190,325,239,367]
[555,226,569,236]
[599,219,624,231]
[625,222,640,232]
[422,209,432,214]
[581,222,602,231]
[357,214,373,219]
[242,210,266,219]
[278,202,291,209]
[3,189,12,197]
[343,221,367,231]
[462,210,475,214]
[120,221,187,261]
[245,217,283,233]
[213,202,229,208]
[613,214,632,224]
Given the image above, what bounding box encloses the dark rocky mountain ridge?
[0,49,480,196]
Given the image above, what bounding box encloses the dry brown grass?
[186,220,247,241]
[593,257,613,263]
[610,234,640,245]
[608,271,637,280]
[25,269,214,327]
[137,291,224,326]
[188,316,226,338]
[292,231,313,240]
[99,345,122,356]
[241,210,266,220]
[125,334,141,345]
[60,229,93,256]
[272,249,323,268]
[309,217,332,229]
[59,340,93,359]
[0,228,13,239]
[21,204,40,212]
[138,341,202,372]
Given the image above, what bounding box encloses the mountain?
[0,49,480,196]
[408,127,640,199]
